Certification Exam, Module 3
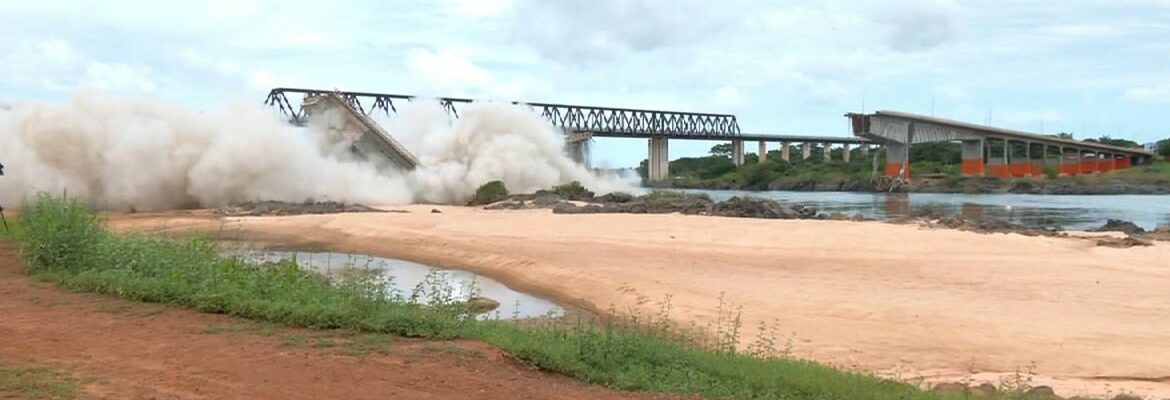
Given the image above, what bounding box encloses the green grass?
[0,362,80,399]
[13,193,1071,400]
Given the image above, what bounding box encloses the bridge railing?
[265,87,742,138]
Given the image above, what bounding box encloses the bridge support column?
[960,139,984,176]
[781,142,791,161]
[732,139,745,166]
[1060,147,1077,175]
[758,141,768,164]
[647,137,669,183]
[843,144,852,163]
[802,142,812,160]
[822,144,831,162]
[885,143,910,179]
[988,138,1009,178]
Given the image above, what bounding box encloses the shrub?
[469,181,508,206]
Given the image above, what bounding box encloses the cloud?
[405,48,493,92]
[1125,84,1170,104]
[875,0,959,52]
[0,38,155,93]
[508,0,744,62]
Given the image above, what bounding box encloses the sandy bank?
[109,206,1170,398]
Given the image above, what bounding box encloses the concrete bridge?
[847,111,1156,180]
[265,88,871,182]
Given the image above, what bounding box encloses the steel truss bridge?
[265,87,746,139]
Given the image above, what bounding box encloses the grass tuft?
[0,362,79,399]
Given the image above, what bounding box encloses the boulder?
[466,296,500,313]
[1089,219,1146,235]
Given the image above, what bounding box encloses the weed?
[312,338,337,348]
[344,333,393,356]
[0,362,79,399]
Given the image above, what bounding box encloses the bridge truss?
[265,87,742,139]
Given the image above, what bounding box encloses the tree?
[1053,132,1074,139]
[1083,135,1141,148]
[1157,139,1170,159]
[709,143,732,158]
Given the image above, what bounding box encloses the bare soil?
[0,241,683,400]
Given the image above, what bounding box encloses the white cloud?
[405,48,492,92]
[875,0,960,52]
[1125,84,1170,103]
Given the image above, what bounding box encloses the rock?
[216,200,385,217]
[532,191,566,207]
[594,192,635,203]
[971,383,997,397]
[1025,385,1058,398]
[484,200,528,210]
[1090,219,1146,235]
[431,208,442,214]
[466,296,500,313]
[1110,394,1143,400]
[1096,236,1153,248]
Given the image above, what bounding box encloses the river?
[691,190,1170,230]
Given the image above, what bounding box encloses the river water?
[691,190,1170,230]
[239,251,565,320]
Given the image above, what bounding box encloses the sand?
[110,206,1170,398]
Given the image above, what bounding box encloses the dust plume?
[0,91,636,211]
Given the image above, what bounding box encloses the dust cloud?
[0,91,636,211]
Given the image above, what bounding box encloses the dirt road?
[0,242,680,400]
[109,206,1170,398]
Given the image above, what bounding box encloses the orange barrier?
[1031,163,1045,176]
[885,163,909,178]
[960,159,984,176]
[1080,160,1098,174]
[1009,163,1031,177]
[1115,157,1130,169]
[1059,163,1079,175]
[1099,158,1115,172]
[987,164,1010,178]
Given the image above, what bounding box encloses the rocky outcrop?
[216,200,385,216]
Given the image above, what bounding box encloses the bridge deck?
[848,110,1153,156]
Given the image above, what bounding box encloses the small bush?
[469,181,508,206]
[551,181,594,200]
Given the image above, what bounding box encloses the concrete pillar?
[802,142,812,160]
[647,137,669,183]
[960,139,984,176]
[822,143,831,162]
[885,142,910,178]
[758,141,768,164]
[988,138,1009,178]
[732,139,745,166]
[843,143,852,163]
[781,142,791,162]
[859,144,870,157]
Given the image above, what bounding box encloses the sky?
[2,0,1169,168]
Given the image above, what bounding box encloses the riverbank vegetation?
[9,194,1087,399]
[638,138,1170,194]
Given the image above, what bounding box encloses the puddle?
[238,250,564,320]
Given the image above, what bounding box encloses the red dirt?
[0,241,683,400]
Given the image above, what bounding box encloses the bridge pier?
[843,143,852,163]
[802,142,812,160]
[647,137,670,183]
[885,142,910,179]
[732,139,745,166]
[960,139,984,176]
[822,144,831,162]
[781,142,791,162]
[758,141,768,164]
